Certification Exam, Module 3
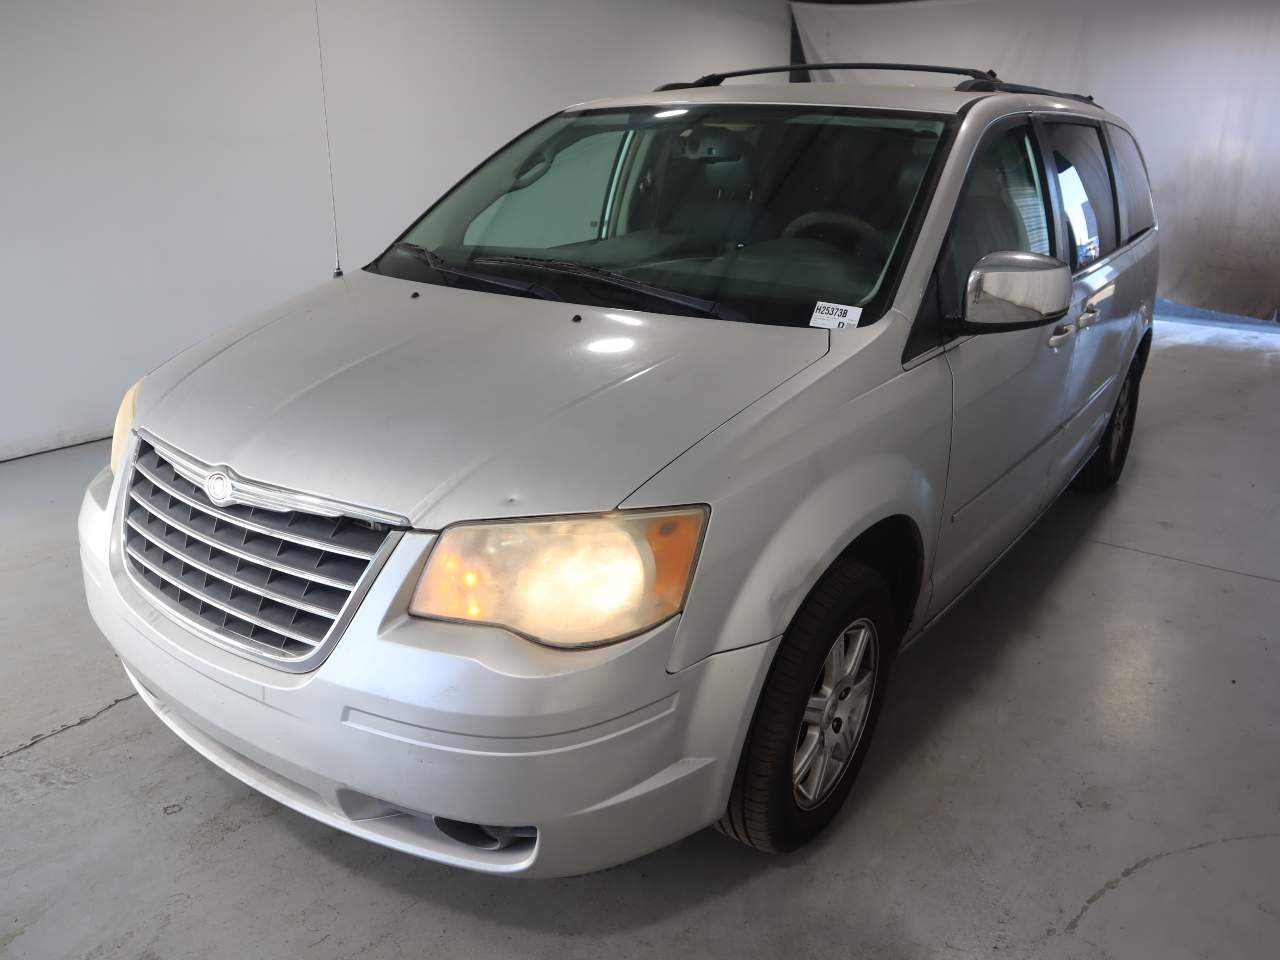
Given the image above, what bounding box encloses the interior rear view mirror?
[964,251,1072,330]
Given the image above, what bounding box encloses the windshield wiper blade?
[391,243,564,301]
[471,255,742,322]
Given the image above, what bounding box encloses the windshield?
[372,105,947,327]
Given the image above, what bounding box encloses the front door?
[927,118,1076,617]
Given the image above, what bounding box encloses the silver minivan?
[80,64,1157,876]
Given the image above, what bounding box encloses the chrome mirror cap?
[964,251,1072,329]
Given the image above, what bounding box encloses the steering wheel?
[781,211,890,261]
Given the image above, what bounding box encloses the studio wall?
[0,0,787,460]
[792,0,1280,322]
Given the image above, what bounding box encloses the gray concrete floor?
[3,318,1279,959]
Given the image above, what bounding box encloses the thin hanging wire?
[313,0,342,278]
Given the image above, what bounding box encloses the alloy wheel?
[792,618,878,810]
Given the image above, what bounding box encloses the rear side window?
[1107,124,1155,242]
[1043,123,1117,271]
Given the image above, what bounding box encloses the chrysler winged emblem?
[204,471,233,506]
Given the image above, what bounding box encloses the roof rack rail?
[653,62,1099,107]
[954,76,1096,106]
[655,62,997,91]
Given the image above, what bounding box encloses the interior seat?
[667,130,766,247]
[947,166,1029,288]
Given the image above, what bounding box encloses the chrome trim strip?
[132,457,375,560]
[125,517,340,619]
[127,490,358,589]
[125,544,322,647]
[137,427,409,528]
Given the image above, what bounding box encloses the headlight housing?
[110,379,142,475]
[410,507,707,648]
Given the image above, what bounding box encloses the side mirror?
[963,251,1072,331]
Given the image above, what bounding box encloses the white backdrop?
[0,0,786,460]
[793,0,1280,322]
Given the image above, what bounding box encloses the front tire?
[717,560,898,852]
[1072,363,1140,493]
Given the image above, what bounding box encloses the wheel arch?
[832,514,925,638]
[711,511,925,848]
[667,455,938,675]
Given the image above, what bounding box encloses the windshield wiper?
[471,255,743,322]
[391,243,564,301]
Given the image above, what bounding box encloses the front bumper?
[79,466,776,877]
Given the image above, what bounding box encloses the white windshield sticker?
[809,301,861,329]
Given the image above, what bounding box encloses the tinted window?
[377,106,946,327]
[1107,124,1155,242]
[1044,123,1117,271]
[944,123,1051,305]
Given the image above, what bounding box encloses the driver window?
[943,124,1052,309]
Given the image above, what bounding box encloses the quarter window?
[1106,124,1155,242]
[1043,123,1117,271]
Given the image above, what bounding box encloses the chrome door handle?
[1077,306,1100,329]
[1047,323,1076,348]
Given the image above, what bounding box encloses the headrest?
[705,155,752,193]
[678,130,752,194]
[680,129,746,163]
[965,166,1008,200]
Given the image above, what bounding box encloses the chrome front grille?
[121,437,398,669]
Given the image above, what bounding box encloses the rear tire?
[1072,363,1139,493]
[717,560,898,852]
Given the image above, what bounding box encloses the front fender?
[624,318,952,673]
[697,454,934,668]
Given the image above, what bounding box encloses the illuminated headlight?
[410,507,708,648]
[110,379,142,475]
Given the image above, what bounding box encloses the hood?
[138,271,827,528]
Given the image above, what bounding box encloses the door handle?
[1047,323,1076,348]
[1077,306,1100,329]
